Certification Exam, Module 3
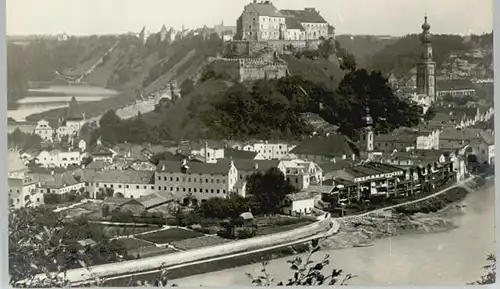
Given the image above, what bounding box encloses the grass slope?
[281,54,345,90]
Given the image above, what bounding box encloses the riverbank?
[172,177,494,286]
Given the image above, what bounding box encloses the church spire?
[416,14,436,103]
[364,106,374,161]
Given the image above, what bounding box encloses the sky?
[7,0,494,36]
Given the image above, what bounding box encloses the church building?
[414,15,436,113]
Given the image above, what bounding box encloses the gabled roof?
[284,16,305,31]
[286,191,314,201]
[280,8,327,23]
[90,144,114,156]
[291,135,358,158]
[246,2,283,17]
[84,170,155,184]
[136,191,174,209]
[65,96,84,120]
[29,171,82,189]
[224,148,258,160]
[156,159,232,175]
[232,159,281,173]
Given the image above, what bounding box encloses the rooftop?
[246,2,283,17]
[136,191,174,209]
[157,159,232,175]
[291,134,358,158]
[284,16,305,31]
[224,148,258,160]
[280,8,327,23]
[286,191,314,201]
[65,96,84,120]
[437,79,475,91]
[80,170,155,184]
[232,159,281,172]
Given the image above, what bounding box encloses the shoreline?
[165,178,489,284]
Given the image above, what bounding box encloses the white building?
[231,141,293,160]
[31,171,86,195]
[155,159,243,202]
[282,192,315,216]
[83,170,156,199]
[8,151,44,208]
[36,149,82,168]
[33,119,55,142]
[281,158,323,190]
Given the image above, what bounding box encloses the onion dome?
[421,16,431,31]
[364,107,373,125]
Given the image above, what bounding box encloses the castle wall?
[226,39,322,57]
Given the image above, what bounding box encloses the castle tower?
[364,107,374,161]
[416,15,436,103]
[160,25,168,42]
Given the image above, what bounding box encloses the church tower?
[416,15,437,103]
[364,107,374,161]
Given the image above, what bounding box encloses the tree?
[247,168,297,215]
[99,110,121,128]
[9,207,128,287]
[180,78,195,96]
[470,254,496,285]
[247,238,355,286]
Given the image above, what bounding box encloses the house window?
[151,186,154,189]
[217,189,220,194]
[206,189,209,193]
[188,178,191,182]
[223,180,226,184]
[136,185,139,189]
[164,177,167,181]
[157,176,161,181]
[144,186,147,189]
[223,190,226,194]
[183,188,186,192]
[216,179,220,184]
[171,187,173,191]
[211,189,214,193]
[194,188,197,192]
[176,177,179,181]
[176,187,179,191]
[188,188,192,192]
[205,179,208,183]
[131,195,134,198]
[158,186,161,190]
[211,179,214,183]
[170,177,173,181]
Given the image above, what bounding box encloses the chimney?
[51,170,55,176]
[254,163,259,170]
[162,164,166,171]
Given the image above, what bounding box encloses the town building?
[282,191,315,216]
[281,158,323,190]
[33,119,55,142]
[371,127,440,152]
[35,148,82,168]
[437,79,476,99]
[155,159,243,202]
[82,170,156,199]
[440,128,494,164]
[230,140,294,159]
[8,151,43,208]
[56,96,86,140]
[224,148,265,160]
[290,134,358,164]
[415,16,437,107]
[31,171,85,195]
[89,138,115,162]
[233,159,286,182]
[159,25,168,42]
[177,141,225,163]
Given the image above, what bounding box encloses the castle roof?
[65,96,84,120]
[280,8,327,23]
[246,2,283,17]
[284,16,305,31]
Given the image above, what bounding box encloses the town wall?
[58,217,335,284]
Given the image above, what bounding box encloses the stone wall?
[225,39,322,57]
[59,217,334,284]
[208,57,288,82]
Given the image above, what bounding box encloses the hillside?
[335,34,399,67]
[366,33,493,77]
[142,79,234,140]
[281,54,345,90]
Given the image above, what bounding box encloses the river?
[173,180,495,286]
[7,85,118,121]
